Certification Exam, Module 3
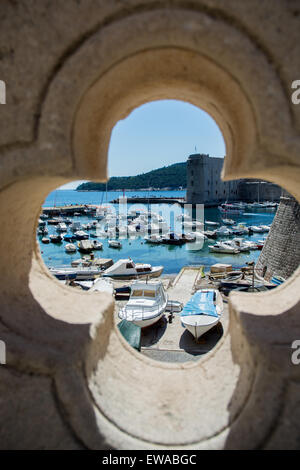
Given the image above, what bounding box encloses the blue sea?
[39,189,276,275]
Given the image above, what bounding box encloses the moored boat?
[65,243,77,253]
[108,240,122,249]
[102,258,163,279]
[209,242,239,254]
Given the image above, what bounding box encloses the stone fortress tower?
[186,154,240,205]
[186,153,281,205]
[256,190,300,280]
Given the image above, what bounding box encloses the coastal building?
[186,153,281,205]
[186,154,240,205]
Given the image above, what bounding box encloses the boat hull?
[103,266,163,280]
[182,315,219,339]
[132,311,165,328]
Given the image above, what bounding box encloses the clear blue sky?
[61,100,225,189]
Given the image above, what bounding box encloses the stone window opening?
[1,4,299,451]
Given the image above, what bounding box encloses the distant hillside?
[76,162,187,191]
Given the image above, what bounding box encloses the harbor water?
[40,189,276,275]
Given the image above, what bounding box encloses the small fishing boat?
[74,230,89,240]
[63,234,76,242]
[118,280,168,328]
[50,234,62,243]
[181,289,223,340]
[37,227,48,236]
[204,230,217,239]
[222,218,235,225]
[222,239,250,252]
[92,240,103,250]
[209,242,239,254]
[56,222,67,232]
[161,232,186,246]
[108,240,122,249]
[41,237,50,244]
[216,226,233,236]
[205,220,219,226]
[78,240,94,253]
[144,234,162,244]
[49,265,102,280]
[65,243,77,253]
[249,225,264,233]
[102,258,163,279]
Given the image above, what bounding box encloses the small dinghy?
[222,218,235,225]
[205,220,219,226]
[118,280,168,328]
[65,243,77,253]
[41,237,50,244]
[181,289,223,340]
[92,240,103,250]
[108,240,122,249]
[50,234,62,243]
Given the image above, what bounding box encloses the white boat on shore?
[102,258,163,279]
[181,289,223,340]
[118,280,168,327]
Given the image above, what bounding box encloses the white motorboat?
[92,240,103,250]
[108,240,122,249]
[77,239,94,253]
[181,289,223,340]
[205,220,219,226]
[249,225,264,233]
[209,242,239,254]
[49,265,102,280]
[118,280,168,328]
[222,218,235,225]
[102,258,163,280]
[222,239,250,252]
[41,237,50,244]
[56,222,67,232]
[260,225,270,232]
[65,243,77,253]
[216,226,232,236]
[74,230,89,240]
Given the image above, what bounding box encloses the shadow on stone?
[179,322,224,356]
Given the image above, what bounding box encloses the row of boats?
[119,280,223,341]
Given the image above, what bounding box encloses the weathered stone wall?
[0,0,299,450]
[257,192,300,280]
[186,154,281,204]
[238,180,281,202]
[186,154,240,204]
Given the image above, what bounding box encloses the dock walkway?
[114,266,228,363]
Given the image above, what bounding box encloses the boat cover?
[181,291,218,318]
[118,320,141,351]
